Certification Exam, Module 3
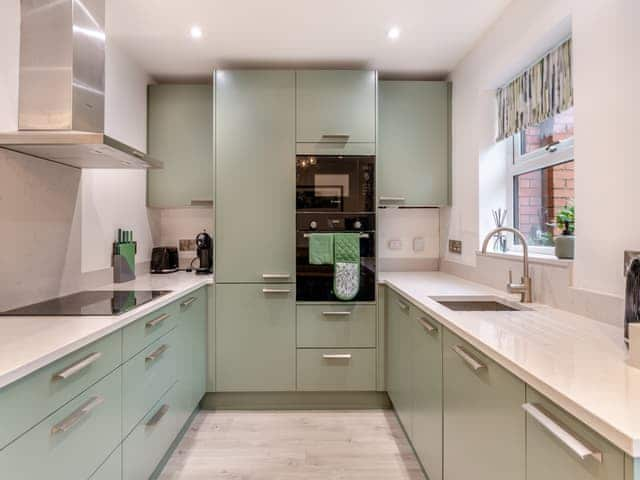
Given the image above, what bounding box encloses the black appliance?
[0,290,170,316]
[150,246,179,274]
[296,155,376,302]
[195,230,213,274]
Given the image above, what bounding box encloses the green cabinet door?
[526,388,625,480]
[296,70,376,143]
[443,329,525,480]
[410,307,443,480]
[378,81,450,206]
[385,287,413,435]
[215,70,295,283]
[215,284,296,391]
[147,84,213,208]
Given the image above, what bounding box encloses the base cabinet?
[526,388,625,480]
[216,284,296,391]
[443,329,526,480]
[410,307,443,480]
[90,446,122,480]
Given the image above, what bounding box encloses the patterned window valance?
[496,38,573,141]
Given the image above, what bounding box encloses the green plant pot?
[554,235,575,259]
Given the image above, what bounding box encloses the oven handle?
[303,233,369,239]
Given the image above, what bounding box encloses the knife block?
[113,242,137,283]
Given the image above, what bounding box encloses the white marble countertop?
[379,271,640,457]
[0,272,213,390]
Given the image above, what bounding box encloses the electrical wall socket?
[413,237,425,252]
[624,250,640,275]
[388,239,402,250]
[179,239,196,251]
[449,239,462,254]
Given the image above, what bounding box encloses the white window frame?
[507,132,574,256]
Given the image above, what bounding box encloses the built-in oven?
[296,155,375,213]
[296,154,376,303]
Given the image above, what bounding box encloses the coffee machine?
[194,230,213,274]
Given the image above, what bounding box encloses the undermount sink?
[430,295,530,312]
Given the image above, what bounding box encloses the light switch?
[388,239,402,250]
[413,237,425,252]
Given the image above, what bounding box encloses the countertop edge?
[379,276,638,458]
[0,277,213,390]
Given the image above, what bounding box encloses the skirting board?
[201,391,392,410]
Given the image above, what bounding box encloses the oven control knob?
[354,220,362,230]
[309,221,318,230]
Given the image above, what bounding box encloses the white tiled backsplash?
[152,207,214,268]
[377,208,440,271]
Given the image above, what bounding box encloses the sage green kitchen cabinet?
[215,70,295,283]
[443,329,526,480]
[525,387,625,480]
[215,284,296,391]
[296,70,376,144]
[147,84,214,208]
[90,446,122,480]
[410,306,443,480]
[378,81,450,206]
[385,287,413,435]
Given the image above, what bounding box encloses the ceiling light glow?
[387,27,400,40]
[190,25,203,39]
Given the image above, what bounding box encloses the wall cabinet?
[385,288,413,435]
[378,81,450,206]
[216,284,296,391]
[215,70,296,283]
[525,387,625,480]
[443,329,526,480]
[296,70,376,147]
[147,84,214,208]
[410,307,443,480]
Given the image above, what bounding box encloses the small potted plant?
[554,204,575,259]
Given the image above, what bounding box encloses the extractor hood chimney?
[0,0,161,169]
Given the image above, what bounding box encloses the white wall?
[441,0,638,308]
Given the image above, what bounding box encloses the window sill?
[475,249,573,268]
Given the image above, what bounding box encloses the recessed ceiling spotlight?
[387,26,400,41]
[190,25,203,39]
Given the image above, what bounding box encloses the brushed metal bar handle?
[51,395,104,434]
[146,313,170,329]
[262,288,292,294]
[190,199,214,207]
[146,404,170,427]
[322,311,352,317]
[522,403,603,463]
[262,273,291,279]
[322,354,352,359]
[322,134,350,138]
[379,196,406,202]
[145,344,168,363]
[418,316,438,333]
[180,297,196,308]
[304,233,369,239]
[53,352,102,381]
[452,345,486,371]
[397,300,409,312]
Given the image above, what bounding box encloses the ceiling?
[107,0,512,82]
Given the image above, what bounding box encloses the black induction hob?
[0,290,171,316]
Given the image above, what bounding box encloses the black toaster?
[150,247,179,273]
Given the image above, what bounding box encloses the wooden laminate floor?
[159,410,426,480]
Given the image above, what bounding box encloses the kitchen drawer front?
[123,301,178,361]
[0,330,121,449]
[295,142,375,156]
[90,446,122,480]
[123,383,180,480]
[123,328,178,437]
[297,304,376,347]
[525,388,625,480]
[297,348,376,391]
[0,367,122,480]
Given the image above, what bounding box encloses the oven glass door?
[296,156,375,213]
[296,232,376,302]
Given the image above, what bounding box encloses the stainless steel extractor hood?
[0,0,161,169]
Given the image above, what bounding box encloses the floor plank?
[159,410,426,480]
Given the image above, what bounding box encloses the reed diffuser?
[491,208,508,252]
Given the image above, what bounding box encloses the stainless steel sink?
[430,296,529,312]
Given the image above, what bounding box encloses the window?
[509,107,574,251]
